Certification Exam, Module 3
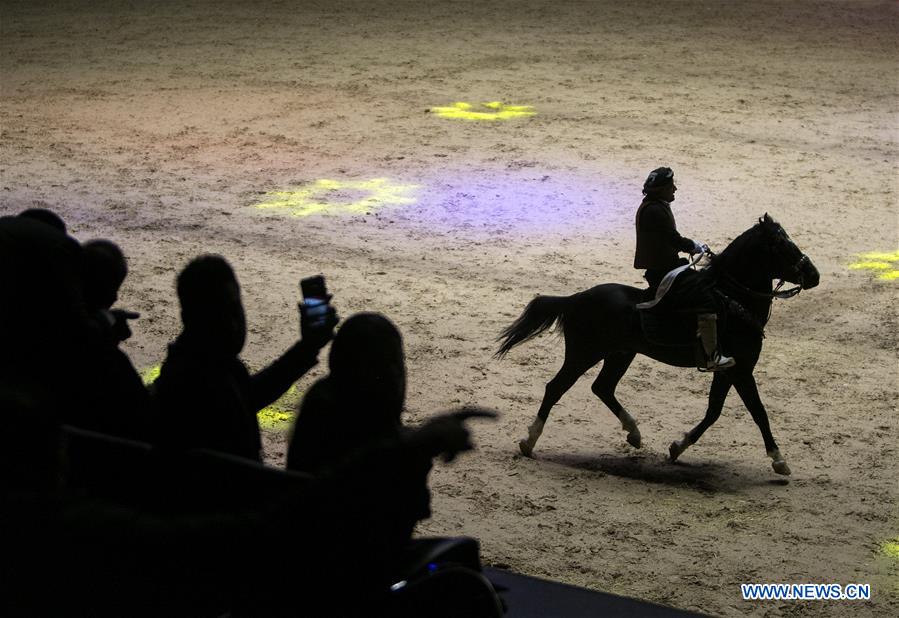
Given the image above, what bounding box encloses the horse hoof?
[519,439,534,458]
[669,441,682,462]
[772,459,791,476]
[626,431,642,449]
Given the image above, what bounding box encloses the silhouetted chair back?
[61,425,312,510]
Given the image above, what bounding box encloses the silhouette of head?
[18,208,67,233]
[83,239,128,310]
[329,313,405,426]
[642,166,676,201]
[177,255,246,356]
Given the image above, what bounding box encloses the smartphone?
[300,275,330,329]
[300,275,328,301]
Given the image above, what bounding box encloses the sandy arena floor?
[2,1,897,615]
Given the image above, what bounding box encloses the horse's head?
[757,214,820,289]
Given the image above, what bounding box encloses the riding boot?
[696,313,735,371]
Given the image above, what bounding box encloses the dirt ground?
[2,0,897,615]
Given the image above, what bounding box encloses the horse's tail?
[495,295,570,359]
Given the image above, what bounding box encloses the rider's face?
[660,182,677,202]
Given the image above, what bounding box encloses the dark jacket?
[634,197,696,271]
[152,336,318,460]
[287,378,431,547]
[0,216,149,439]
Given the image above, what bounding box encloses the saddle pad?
[639,310,696,348]
[635,261,693,310]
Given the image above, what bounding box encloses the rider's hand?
[691,240,707,255]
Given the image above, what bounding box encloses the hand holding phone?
[299,275,337,346]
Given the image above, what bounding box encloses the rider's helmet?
[642,167,674,194]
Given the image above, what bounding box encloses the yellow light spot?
[430,101,536,121]
[860,251,899,261]
[141,364,299,430]
[883,538,899,560]
[849,261,892,271]
[258,384,302,430]
[141,365,161,386]
[257,409,295,429]
[849,249,899,282]
[255,178,419,217]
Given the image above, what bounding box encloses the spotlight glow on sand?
[141,365,299,430]
[256,384,301,430]
[884,538,899,560]
[849,250,899,281]
[430,101,536,121]
[408,169,624,235]
[140,365,161,385]
[254,178,420,217]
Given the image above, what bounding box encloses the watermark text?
[741,583,870,601]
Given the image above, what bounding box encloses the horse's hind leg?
[590,352,641,448]
[519,353,598,457]
[669,371,731,462]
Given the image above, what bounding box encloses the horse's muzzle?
[799,255,820,289]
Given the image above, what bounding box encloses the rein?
[706,252,807,301]
[703,250,808,335]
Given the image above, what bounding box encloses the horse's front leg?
[669,371,731,462]
[730,370,791,475]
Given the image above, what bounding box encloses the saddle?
[637,310,697,348]
[635,258,696,312]
[635,257,732,353]
[637,290,752,359]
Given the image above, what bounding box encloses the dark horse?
[496,215,819,475]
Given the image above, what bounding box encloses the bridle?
[772,255,809,299]
[689,223,809,336]
[704,239,809,301]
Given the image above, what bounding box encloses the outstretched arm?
[249,302,339,410]
[248,340,320,411]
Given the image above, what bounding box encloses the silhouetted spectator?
[281,403,496,615]
[80,238,150,439]
[83,239,126,307]
[18,207,67,233]
[83,238,140,342]
[0,216,151,440]
[288,313,428,545]
[288,312,496,577]
[152,255,337,460]
[0,214,89,414]
[288,313,405,469]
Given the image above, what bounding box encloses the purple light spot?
[392,167,633,238]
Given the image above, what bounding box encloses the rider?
[634,167,735,371]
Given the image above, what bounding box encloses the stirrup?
[698,352,735,372]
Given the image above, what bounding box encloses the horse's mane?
[704,216,777,276]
